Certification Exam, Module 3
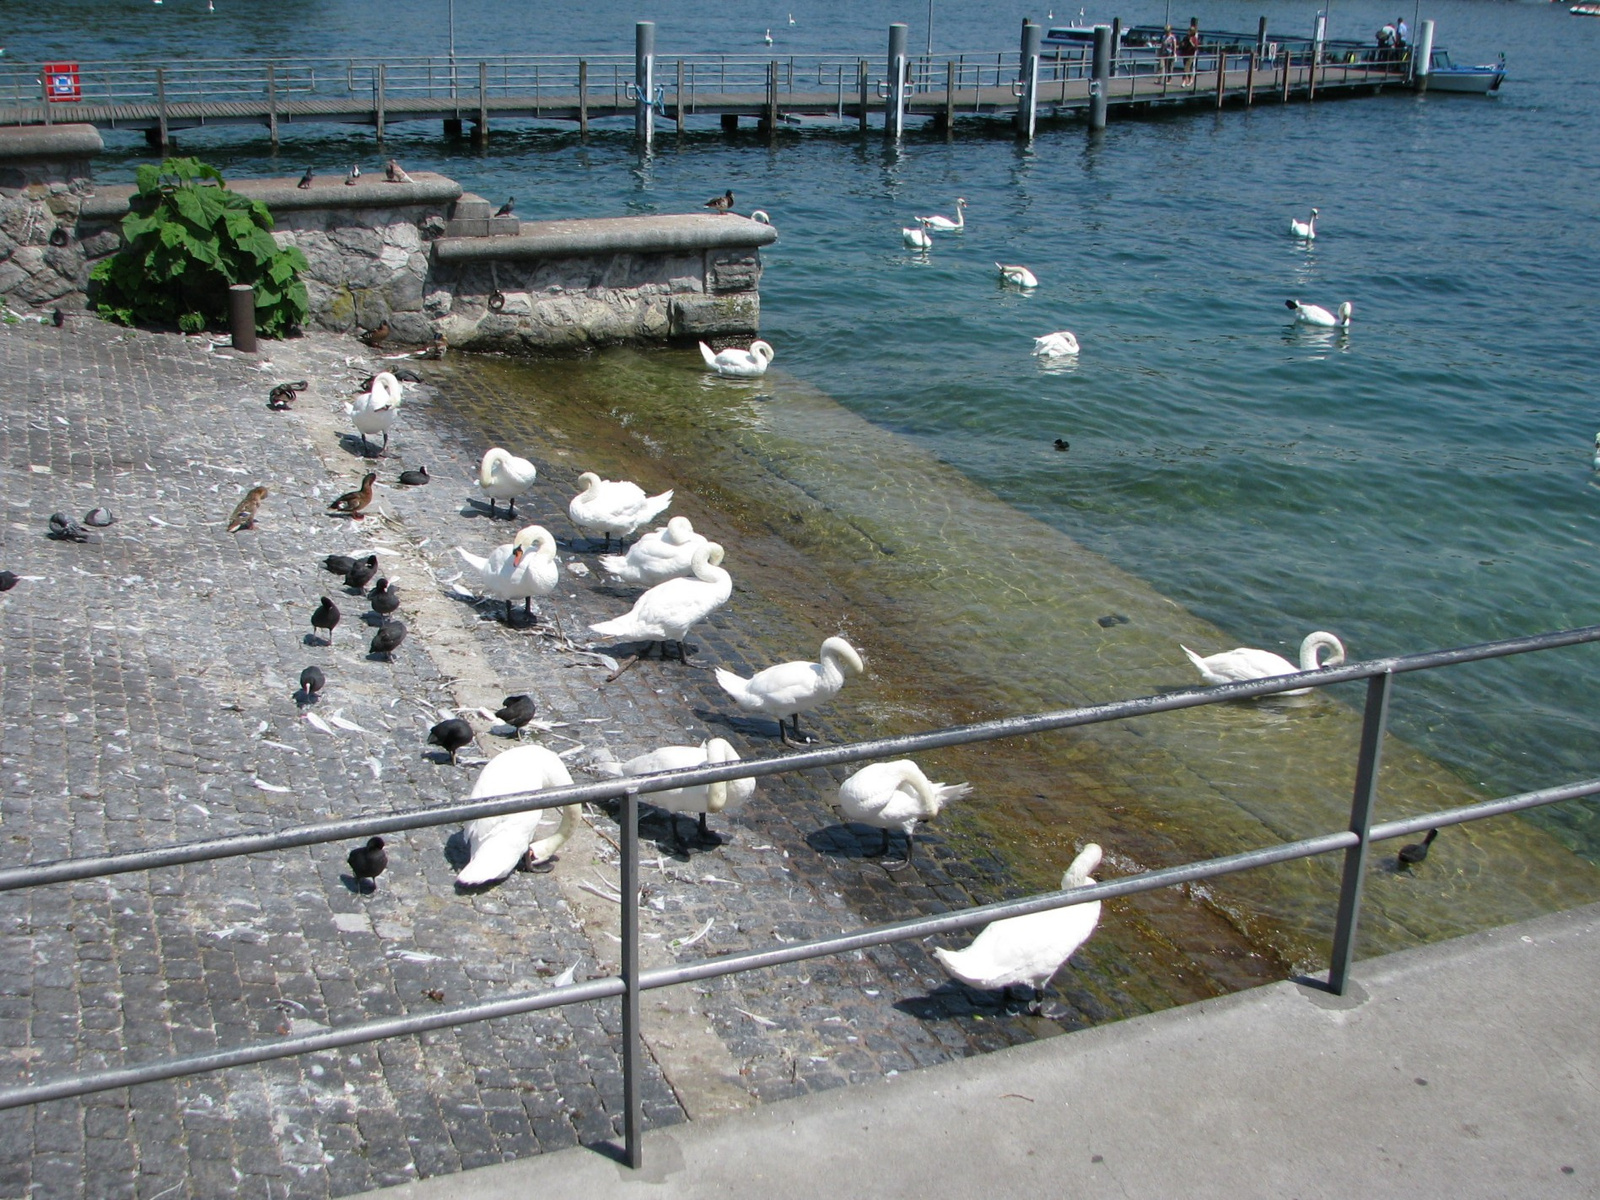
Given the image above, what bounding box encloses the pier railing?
[2,623,1588,1169]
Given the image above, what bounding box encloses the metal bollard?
[886,23,908,140]
[1089,24,1110,130]
[228,285,257,353]
[635,21,655,146]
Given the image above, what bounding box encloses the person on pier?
[1160,25,1178,82]
[1180,19,1202,87]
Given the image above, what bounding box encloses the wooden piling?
[156,66,169,147]
[376,64,387,142]
[676,58,684,137]
[1245,52,1255,105]
[474,61,488,143]
[635,21,655,147]
[578,60,588,139]
[858,59,869,131]
[1216,48,1226,108]
[267,64,280,144]
[766,60,777,143]
[944,60,955,137]
[1283,51,1293,102]
[1017,21,1041,138]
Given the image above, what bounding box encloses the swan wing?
[935,899,1101,990]
[1184,645,1298,683]
[699,342,719,368]
[738,659,828,714]
[457,811,546,885]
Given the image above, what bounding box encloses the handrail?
[0,622,1595,1170]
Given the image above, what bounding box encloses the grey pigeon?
[48,512,94,543]
[83,507,116,527]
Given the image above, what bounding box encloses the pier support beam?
[1088,25,1110,131]
[885,23,908,140]
[720,113,739,133]
[1309,14,1325,101]
[443,118,462,138]
[1412,20,1435,90]
[858,59,869,132]
[1015,21,1041,139]
[635,21,655,148]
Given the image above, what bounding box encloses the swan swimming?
[455,524,561,629]
[599,515,710,587]
[1285,299,1353,328]
[699,340,775,378]
[594,737,753,850]
[836,759,971,868]
[714,635,864,745]
[588,542,730,660]
[346,371,401,456]
[903,222,934,250]
[478,447,539,518]
[997,263,1039,289]
[915,198,967,231]
[1290,207,1319,239]
[568,471,674,550]
[456,745,579,886]
[1032,331,1080,358]
[1181,630,1346,695]
[933,843,1103,1015]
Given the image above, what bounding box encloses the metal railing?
[0,624,1596,1169]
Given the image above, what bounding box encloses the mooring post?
[676,58,685,139]
[1309,13,1325,100]
[1015,20,1041,138]
[765,60,778,142]
[475,61,487,142]
[578,59,589,139]
[1283,48,1293,101]
[1412,19,1435,90]
[156,66,169,148]
[1109,18,1121,77]
[1248,16,1266,105]
[376,64,387,142]
[635,20,655,147]
[857,58,869,131]
[943,60,956,138]
[227,285,257,354]
[267,64,280,145]
[1215,41,1227,107]
[886,23,908,140]
[1088,24,1109,131]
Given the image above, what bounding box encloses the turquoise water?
[15,1,1600,852]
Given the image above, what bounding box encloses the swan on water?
[594,737,753,850]
[346,371,401,456]
[764,28,773,44]
[903,221,934,249]
[600,515,710,587]
[934,843,1103,1015]
[714,635,864,745]
[588,542,730,660]
[456,745,579,886]
[915,198,967,231]
[1181,630,1346,695]
[1032,331,1080,358]
[997,263,1039,289]
[455,524,561,630]
[478,447,538,518]
[1290,207,1319,239]
[1592,432,1600,471]
[569,471,674,550]
[1285,299,1353,328]
[700,339,775,378]
[836,759,971,868]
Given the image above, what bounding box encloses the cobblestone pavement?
[0,317,1166,1199]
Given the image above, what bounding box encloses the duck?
[398,464,430,486]
[599,515,710,587]
[1285,299,1353,328]
[455,524,561,627]
[1032,331,1080,358]
[587,542,730,660]
[1290,207,1319,239]
[915,197,967,231]
[903,221,933,250]
[478,447,538,519]
[705,189,735,215]
[427,716,476,765]
[494,694,538,737]
[699,340,775,378]
[343,553,378,592]
[1398,828,1439,867]
[457,745,580,886]
[714,635,865,745]
[568,471,674,550]
[836,760,971,868]
[933,843,1103,1015]
[298,665,325,701]
[594,737,753,851]
[997,263,1039,289]
[328,473,378,519]
[311,597,340,643]
[369,620,406,659]
[347,837,387,894]
[346,371,402,456]
[1181,630,1346,695]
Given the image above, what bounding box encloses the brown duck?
[328,473,377,520]
[358,321,390,349]
[227,485,269,532]
[704,189,735,215]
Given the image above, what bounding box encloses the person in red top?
[1181,19,1202,86]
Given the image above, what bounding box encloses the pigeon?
[51,308,64,328]
[226,485,268,532]
[299,665,325,700]
[1053,439,1070,452]
[347,836,387,894]
[297,168,315,189]
[343,553,379,592]
[345,163,361,186]
[47,512,93,542]
[704,189,735,214]
[0,571,18,592]
[328,472,377,519]
[427,717,475,764]
[368,577,400,616]
[494,196,515,217]
[323,553,358,576]
[357,321,390,349]
[494,694,538,737]
[311,596,341,644]
[369,620,406,659]
[268,380,307,410]
[398,465,430,486]
[385,158,414,184]
[1398,828,1439,868]
[82,507,116,527]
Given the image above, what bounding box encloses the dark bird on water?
[47,512,93,542]
[419,335,447,360]
[1054,438,1070,452]
[1398,828,1439,868]
[311,596,341,644]
[297,167,315,189]
[358,321,390,349]
[369,577,400,616]
[268,380,307,410]
[494,195,515,217]
[427,717,475,764]
[83,507,116,527]
[299,665,325,700]
[495,694,538,737]
[369,619,407,659]
[385,158,413,184]
[347,836,387,894]
[51,308,64,328]
[704,189,735,214]
[344,553,379,592]
[0,571,18,592]
[227,485,269,532]
[398,465,430,486]
[328,472,378,520]
[323,553,358,576]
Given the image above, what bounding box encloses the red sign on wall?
[44,63,82,103]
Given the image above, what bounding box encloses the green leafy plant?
[91,156,308,338]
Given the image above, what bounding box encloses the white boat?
[1424,48,1506,93]
[1571,4,1600,15]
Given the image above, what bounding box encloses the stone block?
[386,312,433,344]
[79,229,120,258]
[0,261,28,294]
[381,223,423,254]
[328,224,383,258]
[444,218,490,238]
[707,249,761,294]
[670,292,760,338]
[43,243,84,281]
[383,270,425,314]
[423,287,454,318]
[452,194,493,221]
[486,217,520,237]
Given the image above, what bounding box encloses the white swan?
[934,843,1103,1014]
[1592,432,1600,471]
[903,222,933,249]
[457,745,579,886]
[699,340,775,378]
[1285,299,1353,328]
[594,737,753,849]
[1032,331,1080,358]
[478,447,539,519]
[455,524,561,627]
[1181,630,1346,695]
[588,542,730,659]
[568,471,674,550]
[714,635,864,745]
[1290,207,1319,239]
[750,209,772,224]
[837,759,971,867]
[346,371,401,456]
[997,263,1039,289]
[915,197,967,231]
[599,515,709,587]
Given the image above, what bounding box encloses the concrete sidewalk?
[385,902,1600,1199]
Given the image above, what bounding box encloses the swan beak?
[512,546,525,565]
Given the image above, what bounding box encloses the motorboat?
[1424,48,1506,92]
[1571,4,1600,15]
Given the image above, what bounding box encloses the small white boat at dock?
[1425,48,1506,93]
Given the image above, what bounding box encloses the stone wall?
[0,125,104,312]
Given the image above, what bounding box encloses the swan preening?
[997,263,1039,289]
[600,515,710,587]
[588,542,731,659]
[568,471,674,550]
[1291,207,1319,239]
[455,524,561,628]
[934,843,1103,1014]
[714,635,864,745]
[903,221,934,250]
[1181,630,1346,695]
[346,371,401,456]
[478,447,538,518]
[836,759,971,868]
[1286,299,1353,328]
[700,340,775,378]
[594,737,754,850]
[456,745,579,886]
[749,210,772,224]
[915,198,967,231]
[1032,331,1080,358]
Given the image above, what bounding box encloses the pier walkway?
[386,900,1600,1199]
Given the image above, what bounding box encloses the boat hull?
[1425,68,1505,93]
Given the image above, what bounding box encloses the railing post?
[156,66,169,148]
[579,59,589,139]
[1283,49,1293,102]
[41,71,52,127]
[676,57,684,139]
[620,789,643,1168]
[857,58,869,131]
[766,59,778,142]
[1412,19,1435,90]
[475,61,488,142]
[267,63,280,145]
[1327,671,1394,995]
[886,23,908,140]
[1216,46,1227,107]
[1016,20,1041,138]
[943,59,955,139]
[376,63,387,142]
[1088,24,1109,131]
[635,21,655,147]
[1109,17,1121,77]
